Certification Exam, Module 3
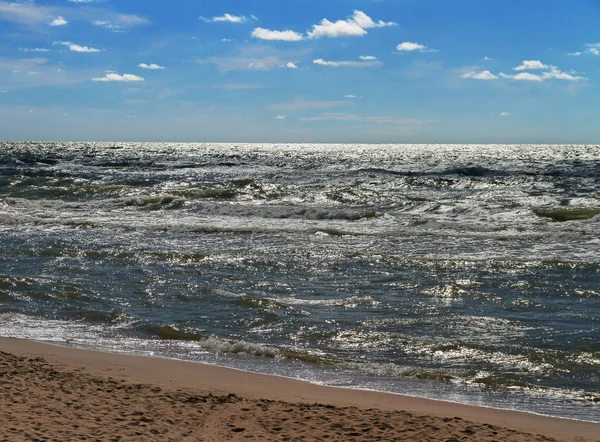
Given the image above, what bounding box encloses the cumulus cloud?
[359,55,377,60]
[541,68,584,81]
[462,70,498,80]
[500,72,543,82]
[285,62,297,69]
[396,42,437,53]
[48,16,67,26]
[307,10,396,39]
[251,28,304,42]
[200,13,246,23]
[92,73,144,82]
[55,41,101,53]
[275,115,286,120]
[313,57,382,68]
[513,60,549,71]
[139,63,164,70]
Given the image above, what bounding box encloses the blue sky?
[0,0,598,143]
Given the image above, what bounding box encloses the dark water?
[1,142,599,421]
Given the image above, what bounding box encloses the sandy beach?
[0,338,598,441]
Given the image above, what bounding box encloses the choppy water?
[1,142,599,422]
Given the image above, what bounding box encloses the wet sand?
[0,337,598,441]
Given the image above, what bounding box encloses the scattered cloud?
[586,43,600,55]
[307,10,396,39]
[462,70,498,80]
[251,28,304,42]
[268,98,351,112]
[359,55,377,60]
[19,48,50,52]
[114,14,149,27]
[483,56,492,61]
[215,83,264,91]
[207,55,289,72]
[567,52,582,57]
[200,13,246,23]
[500,72,543,82]
[55,41,101,53]
[300,113,434,127]
[275,115,286,120]
[499,112,511,116]
[396,42,435,53]
[48,15,67,26]
[540,68,585,81]
[0,1,48,27]
[92,20,122,31]
[513,60,549,71]
[345,94,357,98]
[285,62,297,69]
[67,0,97,3]
[139,63,165,70]
[313,57,382,68]
[92,73,145,82]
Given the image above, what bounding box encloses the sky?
[0,0,599,143]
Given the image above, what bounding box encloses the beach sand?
[0,338,598,441]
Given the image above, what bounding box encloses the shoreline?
[1,337,598,441]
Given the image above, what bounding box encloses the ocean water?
[0,142,599,422]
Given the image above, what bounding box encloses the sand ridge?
[0,349,574,442]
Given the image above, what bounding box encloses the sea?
[0,142,598,422]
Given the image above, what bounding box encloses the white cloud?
[513,60,549,71]
[586,43,600,55]
[541,68,584,81]
[115,14,149,26]
[499,112,511,116]
[313,58,382,68]
[92,20,122,31]
[0,1,47,27]
[251,28,304,42]
[307,10,396,39]
[200,13,246,23]
[206,53,294,72]
[48,15,67,26]
[359,55,377,60]
[55,41,101,53]
[483,56,492,61]
[462,70,498,80]
[268,98,351,111]
[19,48,50,52]
[498,67,584,82]
[345,94,357,98]
[396,42,435,53]
[67,0,96,2]
[285,62,297,69]
[139,63,165,70]
[92,73,144,82]
[500,72,543,82]
[275,115,285,120]
[567,52,582,56]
